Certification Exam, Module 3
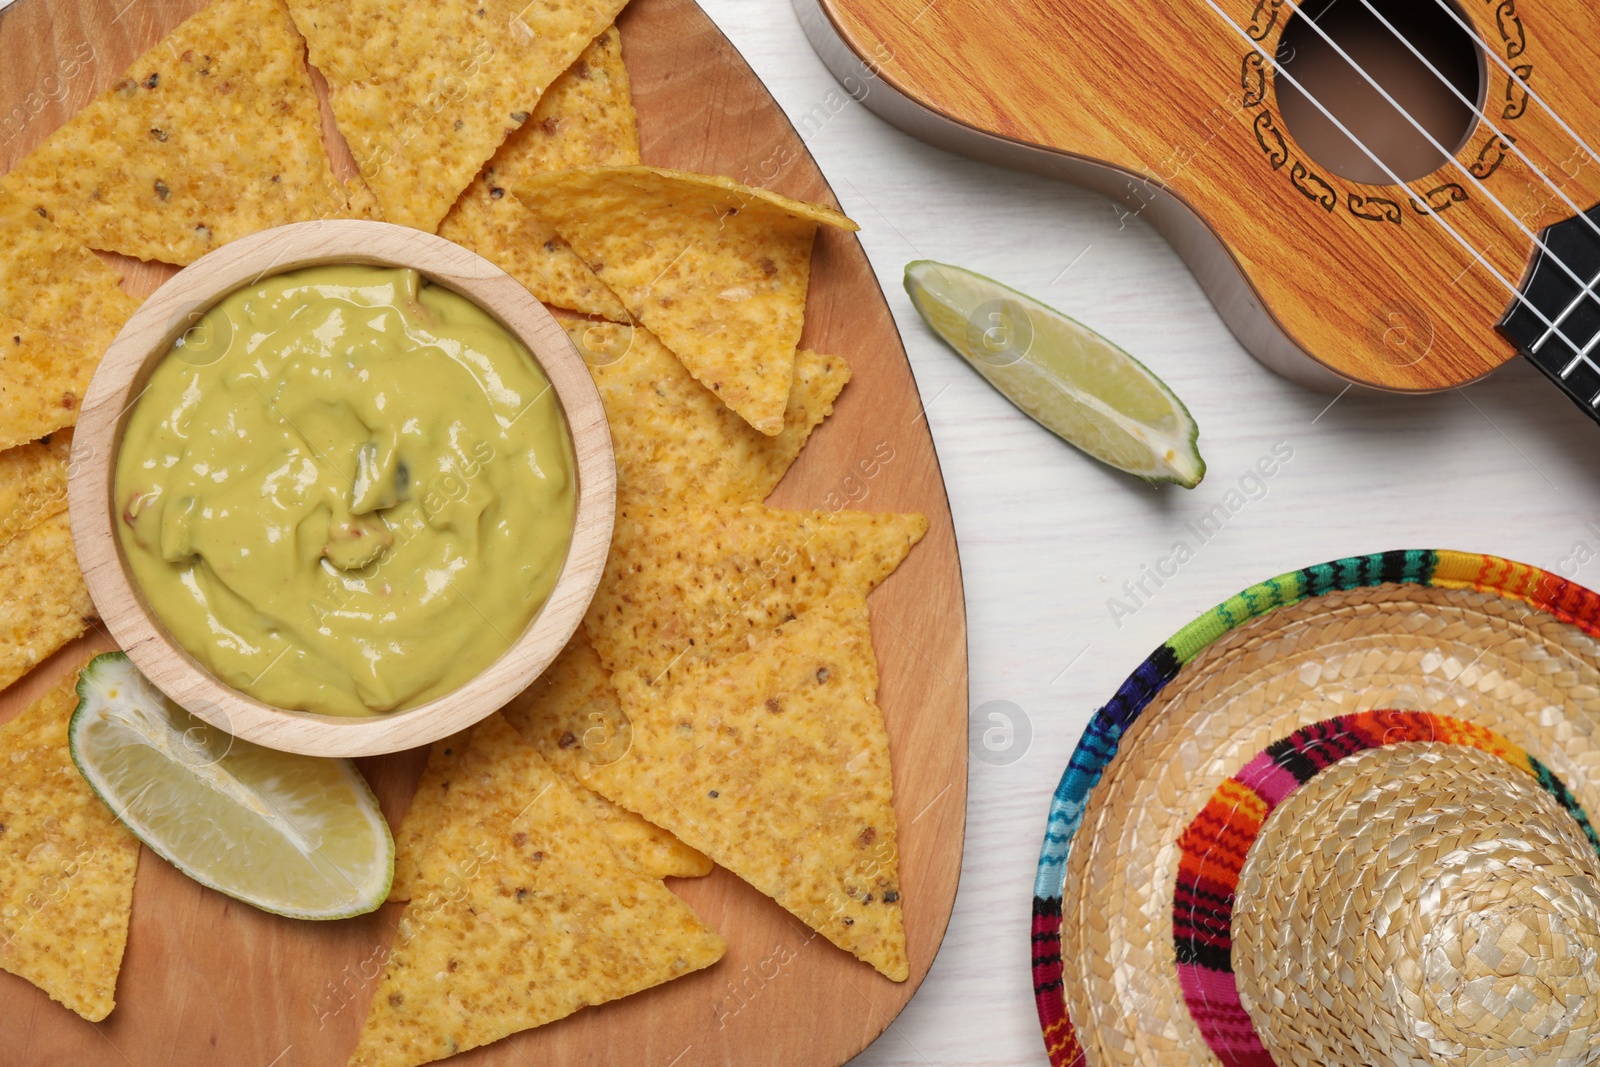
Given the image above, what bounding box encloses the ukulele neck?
[1499,206,1600,424]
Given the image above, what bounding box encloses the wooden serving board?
[0,1,969,1064]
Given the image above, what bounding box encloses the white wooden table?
[698,2,1600,1063]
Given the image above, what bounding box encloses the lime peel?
[70,653,394,921]
[905,260,1206,488]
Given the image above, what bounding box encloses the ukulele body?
[796,0,1600,394]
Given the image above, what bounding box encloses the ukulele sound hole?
[1274,0,1485,185]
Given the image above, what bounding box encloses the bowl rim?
[66,219,617,757]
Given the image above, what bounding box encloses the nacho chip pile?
[0,429,98,695]
[586,501,927,690]
[286,0,628,232]
[350,715,725,1067]
[498,631,713,880]
[0,0,930,1059]
[390,636,712,898]
[437,27,639,321]
[586,596,910,981]
[561,316,850,505]
[0,510,98,695]
[3,0,365,264]
[369,9,925,1048]
[0,193,139,451]
[518,166,858,435]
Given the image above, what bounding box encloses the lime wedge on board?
[69,653,393,920]
[905,260,1206,488]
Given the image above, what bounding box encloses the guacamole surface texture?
[116,265,575,716]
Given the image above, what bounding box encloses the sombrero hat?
[1034,549,1600,1067]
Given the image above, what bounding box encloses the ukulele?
[794,0,1600,419]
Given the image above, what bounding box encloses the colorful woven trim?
[1172,710,1600,1067]
[1032,549,1600,1067]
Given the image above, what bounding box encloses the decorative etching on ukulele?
[1411,183,1469,214]
[1229,1,1534,228]
[1247,0,1283,40]
[1504,64,1532,120]
[1253,111,1288,170]
[1489,0,1533,123]
[1495,0,1525,59]
[1469,135,1514,179]
[1239,50,1342,215]
[1348,193,1403,224]
[1290,162,1336,211]
[1240,52,1266,108]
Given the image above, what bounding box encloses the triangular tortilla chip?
[438,26,637,320]
[338,174,385,221]
[0,316,98,455]
[2,0,363,265]
[350,715,724,1067]
[561,317,849,505]
[0,658,141,1021]
[0,430,72,551]
[0,511,97,693]
[0,192,138,450]
[584,501,926,689]
[385,728,472,903]
[515,166,858,435]
[481,25,639,176]
[500,631,711,879]
[286,0,629,232]
[583,597,908,980]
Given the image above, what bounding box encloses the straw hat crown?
[1235,743,1600,1067]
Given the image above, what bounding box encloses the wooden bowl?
[65,220,616,757]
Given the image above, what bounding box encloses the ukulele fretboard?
[1499,207,1600,424]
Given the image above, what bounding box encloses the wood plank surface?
[0,0,969,1063]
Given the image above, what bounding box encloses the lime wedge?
[905,260,1205,487]
[69,653,393,920]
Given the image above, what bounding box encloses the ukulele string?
[1422,0,1600,179]
[1339,0,1600,247]
[1197,0,1591,365]
[1281,0,1600,357]
[1339,0,1600,358]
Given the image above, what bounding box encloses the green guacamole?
[116,265,575,717]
